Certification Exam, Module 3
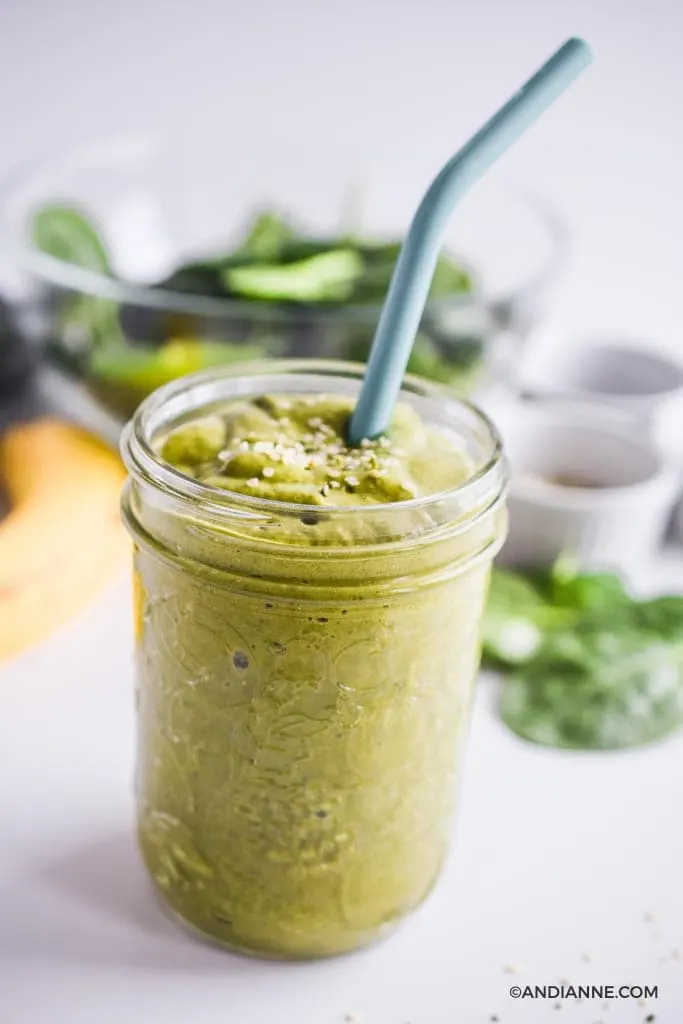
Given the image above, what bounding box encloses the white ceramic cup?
[519,336,683,467]
[492,400,680,575]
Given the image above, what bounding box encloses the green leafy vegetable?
[87,337,281,418]
[634,596,683,638]
[239,210,297,261]
[160,208,474,308]
[499,621,683,750]
[155,265,227,298]
[31,204,127,360]
[482,567,568,667]
[407,336,483,390]
[59,295,126,354]
[33,197,485,412]
[547,555,630,614]
[484,561,683,750]
[406,336,458,385]
[428,256,473,299]
[31,204,111,274]
[90,337,278,391]
[348,241,473,305]
[342,331,483,392]
[223,249,364,303]
[167,211,299,276]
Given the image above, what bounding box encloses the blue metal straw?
[348,37,592,444]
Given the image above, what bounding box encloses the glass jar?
[120,359,508,959]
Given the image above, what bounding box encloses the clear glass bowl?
[0,133,569,421]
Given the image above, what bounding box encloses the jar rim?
[121,359,507,522]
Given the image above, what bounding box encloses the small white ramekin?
[519,335,683,467]
[492,399,680,575]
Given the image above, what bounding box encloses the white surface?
[2,555,683,1024]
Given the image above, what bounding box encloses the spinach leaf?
[31,200,476,311]
[31,203,127,358]
[349,243,473,305]
[177,211,299,274]
[59,295,126,356]
[428,255,473,298]
[486,561,683,750]
[547,556,630,614]
[407,337,458,384]
[239,210,297,262]
[34,197,482,402]
[500,623,683,750]
[482,566,575,668]
[346,243,400,304]
[152,210,300,293]
[635,596,683,639]
[342,330,484,392]
[32,204,111,274]
[155,265,227,298]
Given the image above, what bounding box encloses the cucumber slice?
[223,250,364,303]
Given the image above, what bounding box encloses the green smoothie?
[122,366,506,958]
[159,392,474,507]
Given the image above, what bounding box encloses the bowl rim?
[499,398,679,508]
[0,132,570,321]
[521,335,683,402]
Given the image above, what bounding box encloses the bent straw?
[348,37,592,444]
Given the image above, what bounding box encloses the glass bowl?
[0,133,569,421]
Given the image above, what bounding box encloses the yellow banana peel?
[0,418,130,663]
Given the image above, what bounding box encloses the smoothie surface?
[158,393,474,506]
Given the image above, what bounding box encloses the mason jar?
[120,360,507,959]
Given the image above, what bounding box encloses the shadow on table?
[2,831,314,974]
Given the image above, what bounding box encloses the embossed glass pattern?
[121,361,507,959]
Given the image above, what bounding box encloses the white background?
[1,2,683,1022]
[2,0,683,348]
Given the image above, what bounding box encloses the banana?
[0,418,130,663]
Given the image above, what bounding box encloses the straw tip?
[564,36,594,64]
